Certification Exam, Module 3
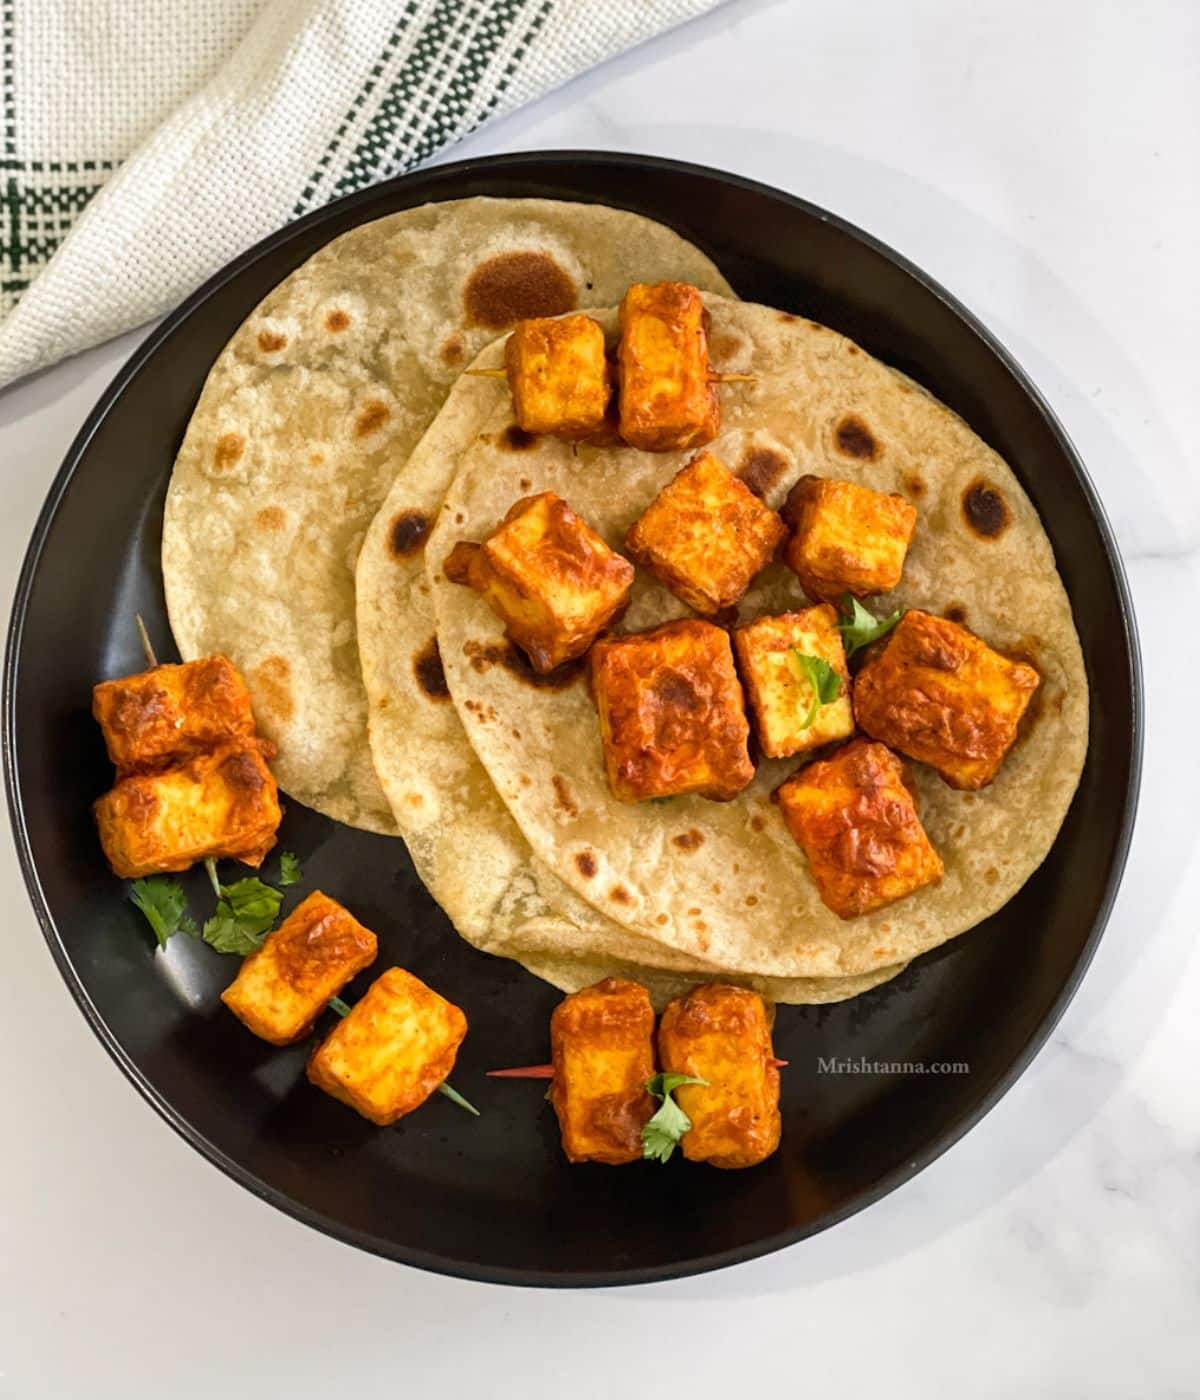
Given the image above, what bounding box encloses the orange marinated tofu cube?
[504,314,612,440]
[550,977,656,1164]
[591,619,755,802]
[853,610,1040,789]
[444,492,634,673]
[92,655,257,776]
[626,451,786,615]
[307,967,467,1126]
[94,743,281,878]
[617,282,720,452]
[221,892,378,1046]
[777,738,943,918]
[733,604,854,759]
[783,476,917,601]
[657,983,781,1170]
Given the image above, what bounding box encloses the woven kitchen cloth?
[0,0,724,388]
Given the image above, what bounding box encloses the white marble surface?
[2,1,1198,1395]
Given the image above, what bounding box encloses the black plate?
[3,152,1141,1286]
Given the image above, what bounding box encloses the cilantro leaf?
[200,877,283,956]
[129,877,197,949]
[838,594,902,659]
[199,909,264,956]
[642,1071,708,1163]
[215,878,282,935]
[789,650,843,728]
[278,851,302,886]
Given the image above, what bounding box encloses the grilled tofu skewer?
[220,892,478,1118]
[465,367,753,383]
[489,979,785,1167]
[93,623,283,879]
[465,283,753,447]
[489,1057,789,1078]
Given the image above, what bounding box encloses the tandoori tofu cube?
[617,281,720,452]
[549,977,656,1164]
[782,476,917,601]
[625,452,786,615]
[92,655,257,776]
[777,738,943,918]
[307,967,467,1126]
[221,892,378,1046]
[590,619,755,802]
[444,492,634,673]
[657,983,781,1170]
[94,743,281,878]
[733,604,855,759]
[504,314,612,440]
[853,610,1040,789]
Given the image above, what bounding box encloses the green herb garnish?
[436,1082,481,1117]
[838,594,902,659]
[278,851,302,886]
[789,650,842,728]
[200,877,283,956]
[642,1071,708,1163]
[129,876,197,949]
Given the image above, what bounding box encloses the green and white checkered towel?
[0,0,722,389]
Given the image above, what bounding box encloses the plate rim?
[3,149,1144,1287]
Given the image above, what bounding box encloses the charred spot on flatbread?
[255,506,286,533]
[574,849,598,879]
[325,308,351,333]
[251,655,295,724]
[834,414,879,461]
[464,251,577,329]
[462,639,583,690]
[710,330,750,367]
[413,637,449,700]
[440,333,465,366]
[355,399,391,438]
[904,472,926,499]
[738,445,789,499]
[552,775,579,818]
[672,829,705,852]
[962,479,1011,538]
[501,425,539,451]
[213,432,245,471]
[389,510,431,558]
[257,329,287,353]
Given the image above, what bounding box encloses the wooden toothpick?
[135,613,159,668]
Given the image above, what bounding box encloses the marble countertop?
[2,1,1197,1395]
